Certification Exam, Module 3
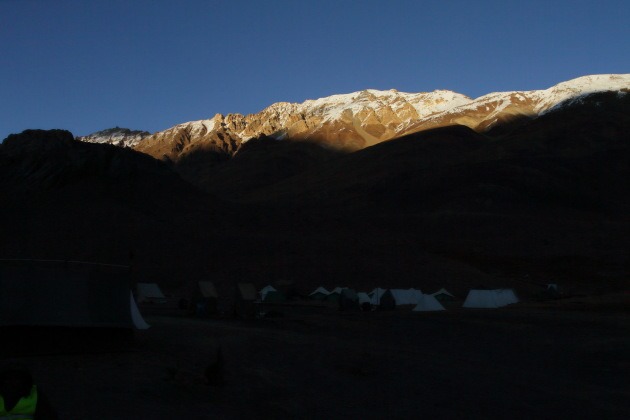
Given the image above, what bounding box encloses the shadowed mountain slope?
[237,91,630,212]
[204,91,630,292]
[119,75,628,202]
[2,90,629,298]
[0,130,237,294]
[178,136,343,200]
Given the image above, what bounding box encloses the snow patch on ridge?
[297,89,472,123]
[175,114,223,135]
[77,127,151,148]
[536,74,630,114]
[404,74,630,131]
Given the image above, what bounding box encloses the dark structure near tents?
[309,287,329,301]
[378,289,396,311]
[0,260,135,355]
[234,283,258,318]
[189,281,219,316]
[326,288,344,303]
[432,288,456,302]
[262,290,286,303]
[339,288,360,311]
[273,279,296,301]
[260,286,286,303]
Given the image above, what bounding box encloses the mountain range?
[78,74,629,151]
[3,74,629,299]
[78,74,630,195]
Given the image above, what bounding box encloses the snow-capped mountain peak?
[535,74,630,113]
[400,74,630,134]
[77,127,151,148]
[297,88,471,124]
[80,74,629,159]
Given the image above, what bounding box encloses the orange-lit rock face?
[132,89,474,161]
[79,75,629,162]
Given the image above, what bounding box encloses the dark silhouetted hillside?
[1,91,629,299]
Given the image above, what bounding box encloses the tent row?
[247,284,451,312]
[462,289,519,308]
[308,286,519,311]
[308,287,451,311]
[144,281,286,318]
[138,281,520,317]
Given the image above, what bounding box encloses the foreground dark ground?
[10,297,630,419]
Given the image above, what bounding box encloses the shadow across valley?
[174,135,346,200]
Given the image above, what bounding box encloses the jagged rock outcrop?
[134,115,241,165]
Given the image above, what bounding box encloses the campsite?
[0,261,628,418]
[4,287,629,418]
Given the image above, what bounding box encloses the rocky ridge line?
[81,74,630,164]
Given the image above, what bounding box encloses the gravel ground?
[9,299,630,419]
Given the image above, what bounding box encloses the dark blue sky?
[1,0,628,139]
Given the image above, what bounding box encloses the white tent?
[463,290,500,308]
[309,286,330,301]
[309,286,330,296]
[339,288,360,310]
[237,283,258,301]
[326,287,347,302]
[431,288,455,299]
[198,281,218,298]
[369,288,388,305]
[130,292,150,329]
[463,289,518,308]
[412,294,446,312]
[495,289,518,306]
[259,285,277,301]
[357,292,371,304]
[137,283,166,303]
[390,289,423,305]
[409,288,424,303]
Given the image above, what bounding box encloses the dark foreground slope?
[18,307,630,418]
